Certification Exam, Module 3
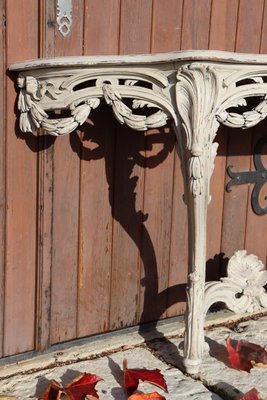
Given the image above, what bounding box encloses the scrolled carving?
[17,75,100,136]
[102,83,168,131]
[204,250,267,314]
[40,100,100,136]
[216,69,267,129]
[217,95,267,129]
[16,68,174,136]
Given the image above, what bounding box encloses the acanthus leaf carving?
[204,250,267,314]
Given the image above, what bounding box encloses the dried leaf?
[128,392,166,399]
[226,337,267,372]
[39,374,102,400]
[239,388,261,400]
[123,359,168,396]
[64,373,102,400]
[39,380,63,400]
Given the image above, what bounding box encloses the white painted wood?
[9,50,267,375]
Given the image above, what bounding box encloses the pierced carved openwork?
[17,68,176,136]
[9,50,267,375]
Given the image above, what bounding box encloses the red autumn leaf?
[39,373,102,400]
[239,388,261,400]
[39,380,63,400]
[128,392,166,399]
[123,359,168,396]
[226,337,267,372]
[64,373,102,400]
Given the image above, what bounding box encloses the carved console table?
[9,50,267,374]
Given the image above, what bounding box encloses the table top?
[9,50,267,71]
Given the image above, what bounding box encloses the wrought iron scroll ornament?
[226,135,267,215]
[9,51,267,375]
[57,0,72,37]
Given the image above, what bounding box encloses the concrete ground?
[0,309,266,400]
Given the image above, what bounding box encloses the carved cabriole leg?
[176,64,221,374]
[176,62,267,373]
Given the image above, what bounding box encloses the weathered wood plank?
[50,0,84,344]
[4,0,39,356]
[139,126,175,322]
[244,125,267,264]
[119,0,153,54]
[109,0,153,330]
[206,1,238,281]
[0,0,5,357]
[235,0,265,53]
[143,2,182,321]
[83,0,120,55]
[181,0,212,50]
[151,0,183,53]
[221,0,265,269]
[35,0,56,352]
[206,128,228,281]
[76,0,120,337]
[209,0,239,51]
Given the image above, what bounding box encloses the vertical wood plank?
[109,0,153,330]
[221,0,264,268]
[83,0,120,55]
[181,0,212,50]
[221,131,253,262]
[4,0,39,355]
[119,0,153,54]
[139,126,176,322]
[145,1,183,320]
[110,126,146,329]
[244,124,267,263]
[35,0,56,352]
[244,4,267,265]
[260,0,267,54]
[206,129,228,281]
[206,0,238,280]
[167,150,188,317]
[235,0,264,53]
[151,0,183,53]
[76,0,120,337]
[209,0,239,51]
[50,0,84,344]
[0,0,5,357]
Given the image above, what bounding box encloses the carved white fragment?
[205,251,267,314]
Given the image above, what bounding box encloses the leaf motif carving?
[102,83,169,131]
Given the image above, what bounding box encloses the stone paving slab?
[0,346,222,400]
[148,315,267,399]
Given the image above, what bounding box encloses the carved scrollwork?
[102,83,168,131]
[17,75,100,136]
[204,250,267,314]
[216,71,267,129]
[16,68,174,136]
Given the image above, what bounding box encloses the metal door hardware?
[226,135,267,215]
[57,0,72,37]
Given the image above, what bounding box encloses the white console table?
[9,50,267,374]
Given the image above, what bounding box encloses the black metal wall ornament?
[226,135,267,216]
